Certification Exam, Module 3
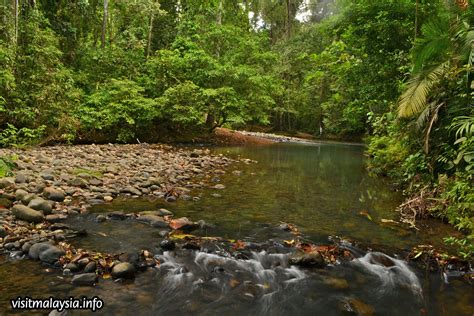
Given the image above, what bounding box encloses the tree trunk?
[285,0,292,39]
[217,0,222,25]
[13,0,18,46]
[414,0,419,41]
[101,0,108,49]
[146,11,154,58]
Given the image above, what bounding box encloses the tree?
[398,1,473,152]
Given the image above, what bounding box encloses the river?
[0,142,472,315]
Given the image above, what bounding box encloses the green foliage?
[0,124,46,147]
[78,79,158,142]
[0,155,16,178]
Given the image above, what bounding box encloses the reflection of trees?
[212,144,401,241]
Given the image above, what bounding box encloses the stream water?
[0,142,472,315]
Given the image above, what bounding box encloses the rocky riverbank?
[0,143,253,281]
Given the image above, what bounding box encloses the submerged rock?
[136,215,168,228]
[160,239,176,251]
[72,273,98,286]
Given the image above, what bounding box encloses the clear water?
[0,142,472,315]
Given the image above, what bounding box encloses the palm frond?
[413,19,450,72]
[398,63,449,118]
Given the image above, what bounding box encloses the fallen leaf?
[283,239,296,247]
[232,240,247,250]
[229,279,240,288]
[359,211,373,221]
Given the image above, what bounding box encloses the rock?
[40,171,55,181]
[77,258,90,268]
[43,187,65,202]
[21,193,37,205]
[103,196,113,202]
[158,230,170,237]
[68,178,88,188]
[64,263,81,272]
[0,198,12,209]
[21,242,32,253]
[214,184,226,190]
[120,187,142,196]
[15,189,29,202]
[89,179,102,186]
[45,214,68,223]
[136,215,168,228]
[28,242,54,260]
[28,198,53,215]
[108,211,126,220]
[4,242,17,250]
[71,273,98,286]
[341,298,375,316]
[0,227,7,238]
[96,215,106,223]
[158,208,173,216]
[160,239,175,251]
[49,309,68,316]
[39,246,65,264]
[0,178,15,189]
[289,251,325,268]
[119,253,139,265]
[49,223,71,231]
[111,262,135,279]
[83,261,97,273]
[165,196,177,203]
[11,205,45,223]
[169,217,197,232]
[323,277,349,290]
[15,174,28,184]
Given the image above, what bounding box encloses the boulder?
[11,205,45,223]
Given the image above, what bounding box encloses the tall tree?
[101,0,108,48]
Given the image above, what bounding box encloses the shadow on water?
[0,143,472,315]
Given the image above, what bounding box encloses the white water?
[352,252,423,299]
